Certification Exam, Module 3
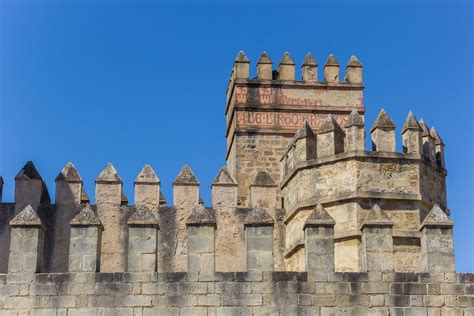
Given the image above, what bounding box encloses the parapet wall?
[1,271,473,315]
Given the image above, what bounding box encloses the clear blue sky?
[0,0,472,271]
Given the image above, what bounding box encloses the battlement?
[0,50,471,315]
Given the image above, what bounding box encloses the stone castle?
[0,51,472,315]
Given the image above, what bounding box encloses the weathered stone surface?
[55,162,82,182]
[10,204,43,227]
[251,170,276,187]
[186,205,215,226]
[127,205,158,226]
[135,164,160,184]
[0,51,464,315]
[345,109,365,128]
[69,204,99,226]
[173,165,199,185]
[371,109,396,131]
[96,163,122,183]
[15,161,43,180]
[212,166,237,186]
[421,204,453,229]
[302,52,317,81]
[243,208,274,226]
[304,204,336,228]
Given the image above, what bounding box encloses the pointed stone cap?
[302,52,317,66]
[279,52,295,65]
[96,163,122,183]
[235,50,249,63]
[319,114,344,134]
[430,127,444,146]
[70,204,102,227]
[418,119,432,137]
[347,55,362,68]
[186,204,215,227]
[370,109,396,132]
[420,204,453,229]
[243,207,274,227]
[128,205,159,227]
[135,164,160,184]
[257,51,272,64]
[344,109,365,128]
[360,204,393,230]
[295,121,316,140]
[212,166,237,187]
[173,164,199,185]
[81,189,90,203]
[402,111,422,134]
[325,54,339,67]
[55,162,82,182]
[15,161,43,180]
[159,192,167,206]
[304,204,336,229]
[250,170,276,187]
[10,204,44,228]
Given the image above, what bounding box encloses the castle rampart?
[0,51,472,315]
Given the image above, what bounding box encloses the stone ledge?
[281,150,446,188]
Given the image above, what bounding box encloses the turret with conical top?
[94,163,125,272]
[173,164,199,207]
[360,204,394,272]
[317,114,345,156]
[278,52,295,81]
[211,166,237,209]
[9,204,45,273]
[55,162,83,204]
[302,52,317,82]
[370,109,396,152]
[14,161,50,212]
[257,51,273,80]
[401,111,423,154]
[419,119,436,164]
[344,109,365,151]
[420,204,454,272]
[134,164,160,209]
[324,54,340,83]
[304,204,335,273]
[233,50,250,80]
[430,127,445,168]
[294,121,317,164]
[344,55,363,84]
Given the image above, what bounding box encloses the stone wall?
[0,271,472,315]
[227,133,289,208]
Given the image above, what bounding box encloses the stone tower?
[225,51,365,207]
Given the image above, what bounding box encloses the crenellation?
[344,109,365,151]
[14,161,50,213]
[277,52,296,81]
[302,52,318,82]
[431,127,445,169]
[402,112,423,154]
[344,55,363,84]
[317,114,345,156]
[95,163,126,272]
[0,50,468,315]
[69,204,102,272]
[371,109,396,152]
[127,205,159,272]
[324,54,340,83]
[256,51,273,80]
[419,118,436,165]
[8,205,45,273]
